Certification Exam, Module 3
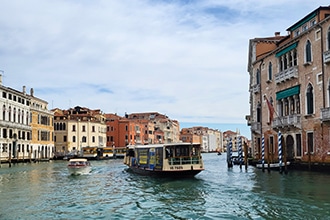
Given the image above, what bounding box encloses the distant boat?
[67,158,92,175]
[256,161,290,169]
[124,143,204,178]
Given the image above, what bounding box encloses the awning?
[276,85,300,100]
[275,42,298,57]
[288,12,317,32]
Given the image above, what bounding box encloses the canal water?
[0,153,329,220]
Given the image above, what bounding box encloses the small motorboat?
[67,158,92,175]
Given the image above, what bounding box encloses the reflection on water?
[0,154,329,219]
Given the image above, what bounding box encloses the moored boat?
[67,158,92,175]
[124,142,204,178]
[256,161,290,169]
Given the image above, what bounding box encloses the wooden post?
[244,141,248,170]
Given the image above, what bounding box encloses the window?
[2,105,6,121]
[306,83,314,114]
[8,106,11,121]
[82,125,86,132]
[256,102,261,122]
[307,132,314,153]
[72,136,76,143]
[268,62,272,81]
[92,126,95,132]
[302,25,308,32]
[63,136,67,142]
[310,19,316,27]
[305,40,312,63]
[256,69,260,84]
[92,136,95,142]
[316,73,322,84]
[72,125,76,132]
[82,136,87,143]
[315,29,321,40]
[296,134,302,157]
[278,49,297,72]
[328,27,330,50]
[269,136,274,154]
[328,81,330,107]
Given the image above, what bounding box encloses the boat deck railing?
[168,156,201,165]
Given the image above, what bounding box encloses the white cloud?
[0,0,329,137]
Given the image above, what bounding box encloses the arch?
[306,83,314,114]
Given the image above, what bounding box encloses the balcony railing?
[272,114,301,128]
[321,107,330,121]
[274,66,298,84]
[251,122,261,134]
[323,50,330,64]
[251,84,260,94]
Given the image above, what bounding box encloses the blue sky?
[0,0,328,138]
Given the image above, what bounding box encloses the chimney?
[275,32,280,37]
[0,74,2,85]
[23,86,26,95]
[30,88,34,97]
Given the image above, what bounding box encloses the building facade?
[0,81,31,162]
[29,88,54,160]
[53,106,106,156]
[247,6,330,166]
[180,126,223,152]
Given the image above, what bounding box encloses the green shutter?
[275,42,298,57]
[276,85,300,100]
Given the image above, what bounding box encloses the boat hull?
[67,158,92,175]
[68,166,92,175]
[127,166,202,178]
[256,161,290,169]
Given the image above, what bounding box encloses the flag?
[264,95,274,125]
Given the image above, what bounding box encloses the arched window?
[256,102,261,122]
[256,69,260,84]
[306,83,314,114]
[305,40,312,63]
[72,136,76,143]
[268,62,272,81]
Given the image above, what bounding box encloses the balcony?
[251,84,260,94]
[272,114,301,129]
[323,50,330,64]
[251,122,261,134]
[321,107,330,121]
[274,66,298,84]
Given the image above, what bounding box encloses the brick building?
[247,6,330,167]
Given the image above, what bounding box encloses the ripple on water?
[0,155,330,219]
